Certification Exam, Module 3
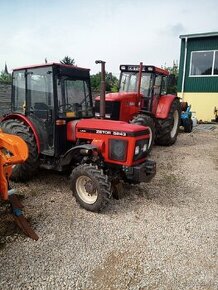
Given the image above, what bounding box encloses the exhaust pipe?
[137,62,143,97]
[95,60,106,119]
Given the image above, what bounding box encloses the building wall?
[178,92,218,121]
[178,36,218,92]
[177,36,218,121]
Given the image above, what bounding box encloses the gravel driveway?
[0,126,218,290]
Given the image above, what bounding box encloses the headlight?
[134,139,149,161]
[135,145,140,155]
[109,139,128,162]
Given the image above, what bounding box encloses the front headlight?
[109,139,128,162]
[135,145,140,155]
[134,139,149,160]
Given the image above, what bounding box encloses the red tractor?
[0,62,156,212]
[95,63,181,153]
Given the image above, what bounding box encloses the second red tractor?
[95,63,181,153]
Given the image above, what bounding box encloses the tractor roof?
[13,63,90,72]
[120,64,169,76]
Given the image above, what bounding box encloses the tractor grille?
[95,100,120,120]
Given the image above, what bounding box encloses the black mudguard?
[60,144,98,167]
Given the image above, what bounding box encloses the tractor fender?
[60,144,98,167]
[1,113,41,153]
[155,95,179,119]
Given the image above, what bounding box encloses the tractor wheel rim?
[170,110,179,138]
[76,176,97,204]
[148,127,152,149]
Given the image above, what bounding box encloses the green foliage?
[0,71,12,84]
[60,56,75,65]
[91,72,119,92]
[164,62,179,94]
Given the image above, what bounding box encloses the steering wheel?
[58,104,73,112]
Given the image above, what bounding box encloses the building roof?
[180,31,218,39]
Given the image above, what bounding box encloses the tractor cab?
[11,63,93,156]
[95,64,169,121]
[119,65,168,115]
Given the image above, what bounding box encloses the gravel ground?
[0,126,218,290]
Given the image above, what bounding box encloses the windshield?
[57,78,93,118]
[119,72,153,97]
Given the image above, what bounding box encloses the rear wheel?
[1,119,39,181]
[155,98,181,146]
[131,114,155,154]
[70,164,111,212]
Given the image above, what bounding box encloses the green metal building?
[177,32,218,121]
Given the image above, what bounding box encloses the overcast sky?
[0,0,217,76]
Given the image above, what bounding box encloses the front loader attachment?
[0,130,38,240]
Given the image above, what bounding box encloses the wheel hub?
[84,180,96,195]
[76,175,98,204]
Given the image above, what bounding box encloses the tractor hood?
[67,118,149,141]
[95,92,143,102]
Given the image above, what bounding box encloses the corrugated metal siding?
[178,36,218,92]
[0,83,11,117]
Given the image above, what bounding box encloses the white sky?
[0,0,217,76]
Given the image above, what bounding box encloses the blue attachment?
[181,105,192,120]
[13,207,23,217]
[9,192,23,217]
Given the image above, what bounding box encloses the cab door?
[27,66,55,156]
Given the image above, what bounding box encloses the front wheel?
[70,164,112,212]
[183,118,193,133]
[155,98,181,146]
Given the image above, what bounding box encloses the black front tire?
[155,98,181,146]
[183,118,193,133]
[131,114,155,155]
[70,164,111,212]
[0,119,39,181]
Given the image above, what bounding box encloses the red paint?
[96,92,142,122]
[155,95,177,119]
[13,62,90,72]
[69,118,150,167]
[154,67,169,75]
[2,114,41,153]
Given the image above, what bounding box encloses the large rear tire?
[131,114,155,155]
[155,98,181,146]
[1,119,39,181]
[70,164,111,212]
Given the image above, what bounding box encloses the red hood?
[95,92,143,102]
[76,118,148,134]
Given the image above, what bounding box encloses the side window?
[153,75,162,96]
[13,70,25,112]
[140,74,152,97]
[27,67,54,114]
[161,76,167,95]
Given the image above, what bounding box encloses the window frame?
[189,50,218,77]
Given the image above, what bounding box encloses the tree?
[91,72,119,92]
[164,61,179,94]
[60,56,75,66]
[0,71,12,84]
